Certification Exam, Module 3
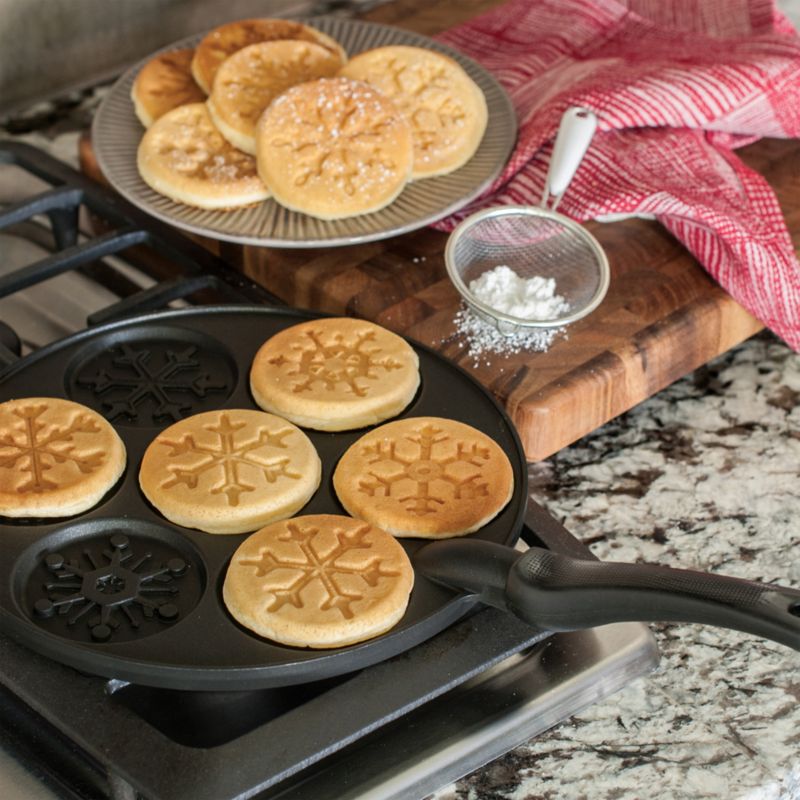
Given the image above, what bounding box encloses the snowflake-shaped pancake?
[275,328,404,398]
[159,413,299,506]
[338,46,487,178]
[223,514,414,647]
[239,521,398,619]
[357,422,491,516]
[333,416,514,538]
[250,318,420,432]
[139,409,321,534]
[0,404,103,493]
[0,398,126,518]
[255,77,414,218]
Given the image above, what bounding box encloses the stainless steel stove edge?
[265,623,659,800]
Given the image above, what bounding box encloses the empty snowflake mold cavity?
[333,416,514,538]
[139,409,322,534]
[223,514,414,648]
[17,518,205,644]
[66,327,237,427]
[0,397,126,519]
[249,317,420,431]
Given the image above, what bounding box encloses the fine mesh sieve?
[445,108,610,335]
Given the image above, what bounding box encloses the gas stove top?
[0,140,658,799]
[0,528,656,800]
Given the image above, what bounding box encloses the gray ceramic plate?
[92,16,517,248]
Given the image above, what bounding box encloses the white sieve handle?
[541,107,597,212]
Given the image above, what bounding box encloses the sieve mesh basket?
[445,205,610,335]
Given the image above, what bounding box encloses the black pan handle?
[506,548,800,651]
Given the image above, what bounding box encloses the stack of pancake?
[132,18,488,219]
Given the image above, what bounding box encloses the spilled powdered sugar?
[453,265,569,365]
[454,306,567,364]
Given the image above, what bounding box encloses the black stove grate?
[0,139,281,367]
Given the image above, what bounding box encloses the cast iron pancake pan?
[0,306,526,690]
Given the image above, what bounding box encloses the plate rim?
[92,15,518,249]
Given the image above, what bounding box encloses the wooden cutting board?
[86,138,795,461]
[81,0,800,462]
[221,188,767,462]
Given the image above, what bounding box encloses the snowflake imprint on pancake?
[269,98,400,195]
[357,423,490,516]
[269,329,404,396]
[222,46,328,121]
[160,413,301,505]
[0,404,104,492]
[77,344,229,423]
[149,105,257,180]
[238,522,399,618]
[382,58,467,152]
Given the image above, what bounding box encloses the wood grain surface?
[81,0,800,461]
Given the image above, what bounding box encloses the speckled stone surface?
[434,332,800,800]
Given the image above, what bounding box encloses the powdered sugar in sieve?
[453,264,569,363]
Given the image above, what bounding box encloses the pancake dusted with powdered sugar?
[137,103,269,209]
[255,77,413,219]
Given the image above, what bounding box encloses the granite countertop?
[437,333,800,800]
[1,77,799,800]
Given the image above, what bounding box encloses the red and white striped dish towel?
[435,0,800,350]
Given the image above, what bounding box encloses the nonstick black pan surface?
[0,306,527,690]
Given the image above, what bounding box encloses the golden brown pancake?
[333,416,513,538]
[0,397,126,518]
[191,18,347,94]
[339,45,488,178]
[249,318,420,431]
[223,514,414,647]
[207,40,342,155]
[139,409,321,534]
[137,102,269,209]
[131,48,206,128]
[256,77,413,219]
